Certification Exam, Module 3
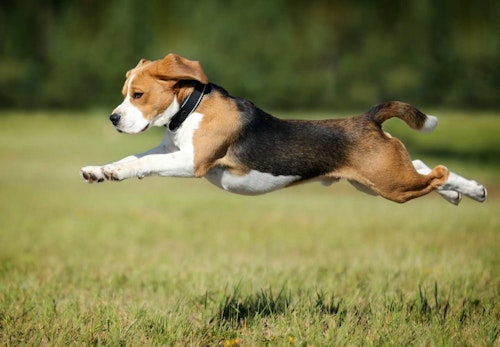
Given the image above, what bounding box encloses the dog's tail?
[367,101,437,133]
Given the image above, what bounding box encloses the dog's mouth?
[139,123,150,132]
[115,123,150,134]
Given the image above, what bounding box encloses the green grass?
[0,110,499,346]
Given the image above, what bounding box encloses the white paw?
[471,182,487,202]
[80,166,105,183]
[102,164,128,181]
[440,173,487,203]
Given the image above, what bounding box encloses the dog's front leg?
[81,133,179,183]
[81,154,151,182]
[101,151,195,181]
[81,145,167,183]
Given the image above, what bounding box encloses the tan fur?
[128,73,177,121]
[323,124,450,203]
[191,93,246,177]
[343,150,449,203]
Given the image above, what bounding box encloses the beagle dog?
[81,54,487,204]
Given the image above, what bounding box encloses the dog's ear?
[153,54,208,84]
[126,58,150,78]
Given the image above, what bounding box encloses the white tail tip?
[421,115,438,133]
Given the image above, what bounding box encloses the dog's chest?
[204,166,300,195]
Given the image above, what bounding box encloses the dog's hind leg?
[339,162,450,203]
[412,160,487,203]
[377,165,450,203]
[347,136,452,203]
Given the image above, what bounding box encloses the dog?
[81,54,487,204]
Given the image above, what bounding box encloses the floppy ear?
[126,58,150,78]
[153,54,208,83]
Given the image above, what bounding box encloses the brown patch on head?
[120,54,209,122]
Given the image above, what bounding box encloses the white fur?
[420,115,438,133]
[112,98,149,133]
[439,171,487,202]
[412,159,486,204]
[81,112,203,182]
[205,167,300,195]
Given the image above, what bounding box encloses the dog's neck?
[168,81,211,131]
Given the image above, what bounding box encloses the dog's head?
[110,54,208,134]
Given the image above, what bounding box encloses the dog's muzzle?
[109,113,150,133]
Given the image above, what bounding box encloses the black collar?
[168,81,211,131]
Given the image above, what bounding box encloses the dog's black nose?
[109,113,121,126]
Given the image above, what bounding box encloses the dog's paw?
[81,166,105,183]
[436,190,462,205]
[472,183,487,202]
[102,164,127,181]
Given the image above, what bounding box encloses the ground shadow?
[211,286,345,327]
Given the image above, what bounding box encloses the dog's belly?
[204,166,301,195]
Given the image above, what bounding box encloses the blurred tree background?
[0,0,498,111]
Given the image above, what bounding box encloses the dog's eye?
[132,92,143,100]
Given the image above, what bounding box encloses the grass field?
[0,110,499,346]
